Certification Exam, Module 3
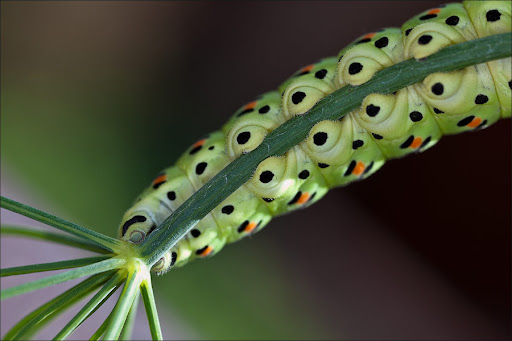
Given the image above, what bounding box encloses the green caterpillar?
[118,1,511,275]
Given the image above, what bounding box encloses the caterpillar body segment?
[118,1,511,275]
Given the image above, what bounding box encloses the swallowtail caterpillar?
[119,1,511,275]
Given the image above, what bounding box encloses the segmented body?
[119,1,511,274]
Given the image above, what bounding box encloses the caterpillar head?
[119,211,155,244]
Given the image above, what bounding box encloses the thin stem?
[2,271,114,340]
[53,272,125,340]
[1,225,111,254]
[119,290,140,340]
[0,196,120,252]
[1,255,112,277]
[1,257,125,300]
[103,268,145,340]
[139,33,512,267]
[140,277,163,340]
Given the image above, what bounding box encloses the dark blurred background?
[1,1,510,340]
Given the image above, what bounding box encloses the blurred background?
[1,1,510,340]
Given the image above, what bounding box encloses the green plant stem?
[1,225,111,254]
[3,271,114,340]
[120,290,140,340]
[53,272,125,340]
[140,277,163,340]
[103,269,144,340]
[1,257,125,300]
[139,33,512,267]
[0,196,120,252]
[1,255,112,277]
